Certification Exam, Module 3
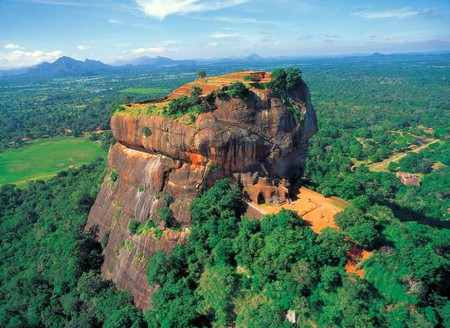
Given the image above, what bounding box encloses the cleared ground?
[368,138,440,172]
[0,135,106,187]
[168,71,272,99]
[119,87,170,94]
[120,71,272,116]
[258,187,348,234]
[254,187,369,277]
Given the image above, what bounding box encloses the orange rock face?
[86,72,317,310]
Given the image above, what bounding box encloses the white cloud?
[77,44,89,51]
[126,41,182,56]
[212,16,276,24]
[108,18,124,24]
[353,8,420,19]
[131,46,165,54]
[200,41,219,47]
[214,16,258,23]
[135,0,249,20]
[293,35,314,41]
[0,49,63,69]
[4,43,23,50]
[19,0,95,7]
[210,32,241,40]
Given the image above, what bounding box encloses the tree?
[317,228,350,265]
[128,220,140,235]
[197,69,206,78]
[190,86,202,98]
[197,264,237,325]
[72,127,82,138]
[226,82,249,99]
[286,67,303,90]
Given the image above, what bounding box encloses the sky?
[0,0,449,69]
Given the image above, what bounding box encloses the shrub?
[269,67,303,95]
[109,169,118,182]
[168,94,206,118]
[158,207,173,222]
[209,163,223,174]
[157,206,178,228]
[141,126,151,137]
[101,232,110,249]
[162,194,174,204]
[145,220,157,228]
[286,67,303,90]
[226,82,249,99]
[190,86,202,98]
[128,220,141,235]
[121,240,134,251]
[154,228,163,240]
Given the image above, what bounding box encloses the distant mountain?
[113,56,196,67]
[0,66,30,78]
[196,53,269,65]
[243,53,264,61]
[1,52,449,79]
[25,56,112,77]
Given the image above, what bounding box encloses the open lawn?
[119,87,170,94]
[0,136,106,187]
[368,138,440,172]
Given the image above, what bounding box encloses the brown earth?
[251,187,371,276]
[344,245,371,278]
[256,187,344,233]
[167,71,272,99]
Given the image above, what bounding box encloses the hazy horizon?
[1,0,449,69]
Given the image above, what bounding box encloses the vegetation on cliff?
[166,86,206,118]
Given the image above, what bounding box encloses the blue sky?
[0,0,449,68]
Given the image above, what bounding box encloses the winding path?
[370,139,440,171]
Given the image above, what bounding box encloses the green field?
[0,136,106,187]
[119,87,170,94]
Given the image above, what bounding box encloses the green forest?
[145,179,449,327]
[0,160,145,327]
[0,55,449,327]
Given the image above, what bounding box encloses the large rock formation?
[86,71,317,310]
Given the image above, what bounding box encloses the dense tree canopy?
[0,160,145,327]
[144,179,449,327]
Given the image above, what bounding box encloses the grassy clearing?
[0,135,106,187]
[329,198,351,210]
[368,138,439,172]
[119,87,170,94]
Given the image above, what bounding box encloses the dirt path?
[370,139,439,172]
[246,202,268,216]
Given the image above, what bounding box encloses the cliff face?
[86,72,318,310]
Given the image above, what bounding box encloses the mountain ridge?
[1,51,449,78]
